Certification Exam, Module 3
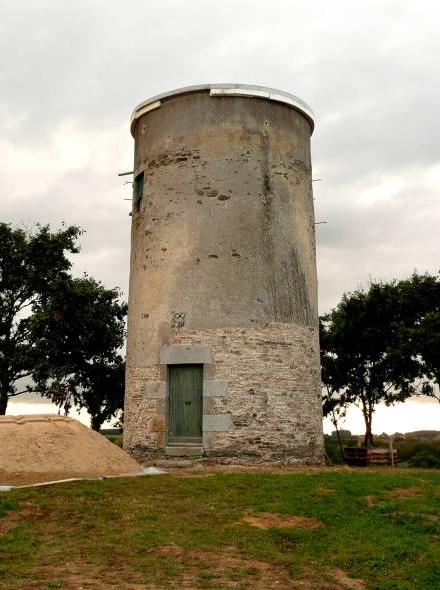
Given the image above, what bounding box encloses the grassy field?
[1,468,440,589]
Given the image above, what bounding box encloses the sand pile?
[0,414,142,486]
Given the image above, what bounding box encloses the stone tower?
[124,84,324,462]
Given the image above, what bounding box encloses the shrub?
[390,439,440,468]
[324,437,357,464]
[107,434,123,448]
[408,450,440,468]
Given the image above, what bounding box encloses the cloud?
[1,1,438,313]
[315,162,440,311]
[3,0,439,429]
[0,119,132,293]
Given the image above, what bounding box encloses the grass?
[1,468,440,589]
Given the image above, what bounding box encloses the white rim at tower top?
[130,84,315,136]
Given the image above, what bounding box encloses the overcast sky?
[2,0,439,431]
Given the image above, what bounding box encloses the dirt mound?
[0,414,142,485]
[243,512,322,529]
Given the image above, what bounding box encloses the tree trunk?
[364,424,373,448]
[363,408,374,448]
[331,410,344,459]
[0,392,8,415]
[90,413,104,432]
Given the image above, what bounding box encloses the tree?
[30,275,127,430]
[43,355,125,431]
[320,281,422,447]
[0,223,127,429]
[320,318,349,455]
[395,273,440,396]
[416,311,440,395]
[322,386,347,458]
[0,223,81,414]
[75,356,125,431]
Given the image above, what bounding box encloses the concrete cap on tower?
[130,84,314,136]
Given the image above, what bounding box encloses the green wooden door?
[168,364,203,444]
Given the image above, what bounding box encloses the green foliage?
[396,273,440,394]
[0,223,82,413]
[324,436,357,464]
[2,470,440,589]
[409,452,440,468]
[0,499,19,519]
[326,434,440,468]
[0,223,127,427]
[416,312,440,390]
[107,434,123,447]
[321,273,440,446]
[398,440,440,468]
[350,435,440,467]
[30,275,127,429]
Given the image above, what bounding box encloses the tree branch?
[383,382,394,394]
[8,390,29,397]
[15,298,37,314]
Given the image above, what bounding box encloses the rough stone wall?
[124,90,324,463]
[124,323,323,462]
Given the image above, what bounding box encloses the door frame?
[166,363,204,445]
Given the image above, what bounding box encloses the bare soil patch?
[14,561,160,590]
[0,502,40,536]
[0,510,22,536]
[243,512,322,530]
[152,547,367,589]
[330,568,366,590]
[10,554,369,590]
[153,545,319,588]
[386,486,423,500]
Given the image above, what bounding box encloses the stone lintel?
[159,345,213,365]
[203,414,232,432]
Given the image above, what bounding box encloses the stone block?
[203,398,216,414]
[125,325,324,462]
[204,380,228,397]
[165,446,203,457]
[159,345,213,365]
[151,416,165,432]
[143,381,171,401]
[156,431,165,449]
[203,414,233,432]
